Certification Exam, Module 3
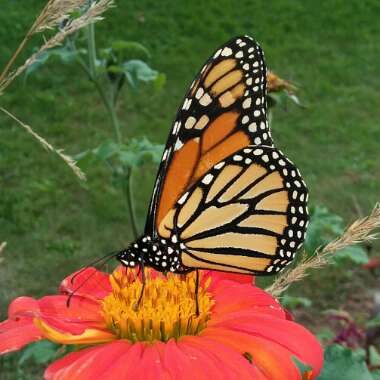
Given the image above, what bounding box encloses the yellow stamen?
[102,268,214,343]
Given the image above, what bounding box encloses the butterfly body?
[117,35,309,276]
[117,235,189,274]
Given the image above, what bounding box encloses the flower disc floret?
[102,269,213,342]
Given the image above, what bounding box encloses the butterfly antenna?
[66,255,116,308]
[70,251,118,285]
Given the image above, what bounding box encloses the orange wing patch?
[194,132,250,180]
[156,139,200,227]
[202,112,239,152]
[156,112,249,230]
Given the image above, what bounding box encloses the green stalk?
[87,21,97,78]
[126,168,139,239]
[86,19,122,143]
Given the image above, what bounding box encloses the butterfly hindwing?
[146,36,273,237]
[164,145,309,274]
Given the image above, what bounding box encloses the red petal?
[103,343,148,379]
[207,312,323,378]
[210,283,285,320]
[38,295,105,334]
[178,338,236,380]
[204,327,302,380]
[8,296,40,318]
[203,271,255,286]
[180,335,267,380]
[156,339,199,379]
[0,317,43,354]
[59,267,111,300]
[131,343,171,380]
[45,341,133,380]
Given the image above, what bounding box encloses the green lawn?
[0,0,379,376]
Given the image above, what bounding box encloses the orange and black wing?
[173,146,309,274]
[145,36,272,237]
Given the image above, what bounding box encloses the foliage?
[281,294,312,309]
[76,137,163,172]
[18,341,59,366]
[367,314,380,329]
[305,205,369,265]
[317,345,373,380]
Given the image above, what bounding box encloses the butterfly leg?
[133,255,146,311]
[195,269,200,316]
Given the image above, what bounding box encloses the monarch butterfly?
[117,35,309,278]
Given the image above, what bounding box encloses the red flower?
[0,267,323,379]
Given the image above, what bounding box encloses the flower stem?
[86,20,122,143]
[87,21,97,79]
[125,168,138,239]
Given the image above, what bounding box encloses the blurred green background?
[0,0,379,377]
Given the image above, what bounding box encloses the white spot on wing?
[214,161,225,169]
[214,49,222,58]
[174,139,183,151]
[195,87,204,100]
[202,174,214,185]
[178,192,189,205]
[242,98,252,109]
[221,47,233,56]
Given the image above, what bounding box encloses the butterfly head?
[116,235,183,273]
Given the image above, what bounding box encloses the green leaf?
[75,138,163,174]
[334,245,369,265]
[24,51,50,77]
[317,345,373,380]
[18,341,59,366]
[118,137,164,169]
[111,40,150,61]
[369,346,380,367]
[122,60,159,88]
[93,140,120,161]
[24,45,81,78]
[281,295,312,309]
[316,328,335,343]
[293,357,313,379]
[366,314,380,328]
[74,149,96,172]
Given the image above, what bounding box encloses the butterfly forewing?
[146,36,273,237]
[168,146,308,274]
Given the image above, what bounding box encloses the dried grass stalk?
[0,0,114,94]
[0,107,86,181]
[267,203,380,297]
[0,242,6,264]
[34,0,88,32]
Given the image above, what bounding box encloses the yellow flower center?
[101,268,214,343]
